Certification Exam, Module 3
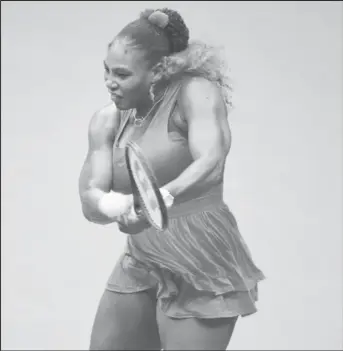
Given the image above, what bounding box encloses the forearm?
[163,156,219,198]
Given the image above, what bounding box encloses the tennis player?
[79,8,265,350]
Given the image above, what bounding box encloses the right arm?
[78,103,121,225]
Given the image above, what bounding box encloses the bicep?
[180,78,231,162]
[78,144,113,196]
[78,106,118,197]
[188,113,226,161]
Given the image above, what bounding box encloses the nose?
[105,77,118,91]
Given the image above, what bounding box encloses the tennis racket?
[125,141,168,231]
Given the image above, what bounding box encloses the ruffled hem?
[105,191,266,319]
[106,253,264,319]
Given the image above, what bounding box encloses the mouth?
[109,91,122,99]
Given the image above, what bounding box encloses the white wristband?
[160,188,174,208]
[98,192,132,219]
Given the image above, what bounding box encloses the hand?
[116,188,174,235]
[117,204,151,235]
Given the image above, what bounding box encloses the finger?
[128,206,139,221]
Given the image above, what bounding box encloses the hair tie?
[147,10,169,29]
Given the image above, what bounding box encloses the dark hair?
[112,8,189,67]
[109,8,233,108]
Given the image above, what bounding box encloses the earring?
[149,84,155,102]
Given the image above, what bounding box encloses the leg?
[90,288,161,350]
[157,306,238,350]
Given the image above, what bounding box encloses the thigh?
[90,288,161,350]
[157,307,238,350]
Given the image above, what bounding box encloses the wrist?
[160,188,175,208]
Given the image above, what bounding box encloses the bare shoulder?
[178,76,227,117]
[89,102,120,134]
[176,76,231,151]
[88,102,120,145]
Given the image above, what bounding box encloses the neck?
[135,100,154,118]
[135,82,168,118]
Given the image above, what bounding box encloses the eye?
[116,72,130,79]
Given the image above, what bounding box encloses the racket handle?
[134,203,143,216]
[133,195,142,214]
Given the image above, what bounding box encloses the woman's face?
[104,38,153,112]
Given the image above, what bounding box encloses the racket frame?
[125,141,168,231]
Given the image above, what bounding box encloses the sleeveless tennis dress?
[107,76,265,319]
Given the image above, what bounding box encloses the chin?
[113,99,129,110]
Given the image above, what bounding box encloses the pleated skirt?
[106,186,265,319]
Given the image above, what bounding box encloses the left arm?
[164,77,231,198]
[118,78,231,233]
